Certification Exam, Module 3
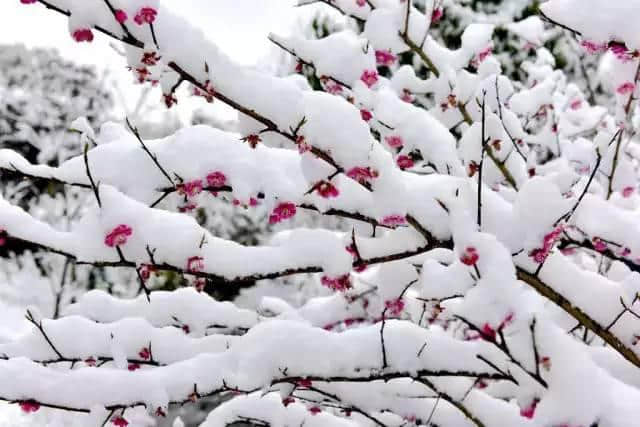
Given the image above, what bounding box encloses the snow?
[4,0,640,426]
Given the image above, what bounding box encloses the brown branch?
[268,36,352,89]
[25,310,64,360]
[416,377,486,427]
[296,0,365,24]
[516,267,640,369]
[456,315,546,388]
[126,118,174,186]
[273,369,511,386]
[83,144,101,207]
[33,0,362,191]
[538,9,582,36]
[9,234,443,288]
[399,32,440,78]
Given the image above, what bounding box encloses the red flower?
[206,171,227,188]
[20,0,37,4]
[623,186,635,198]
[177,179,203,198]
[187,256,205,273]
[19,400,40,413]
[481,323,496,341]
[296,135,311,153]
[85,356,97,367]
[105,225,133,247]
[345,244,357,257]
[269,202,297,224]
[581,40,607,55]
[114,9,128,23]
[134,67,150,83]
[193,80,215,102]
[163,93,177,108]
[128,363,141,371]
[282,397,295,407]
[382,214,406,227]
[316,181,339,198]
[155,407,166,417]
[520,398,539,419]
[477,45,492,63]
[193,277,206,292]
[500,312,515,329]
[385,135,404,148]
[243,134,262,148]
[360,109,373,122]
[323,79,344,94]
[396,155,414,170]
[404,415,417,423]
[309,406,322,415]
[431,8,443,23]
[460,247,479,266]
[385,298,405,316]
[401,89,415,103]
[112,416,129,427]
[296,378,312,387]
[592,237,607,252]
[448,94,458,107]
[354,263,367,272]
[139,264,156,281]
[138,347,151,360]
[321,274,352,291]
[468,161,480,177]
[540,356,551,371]
[529,225,564,264]
[375,50,396,66]
[347,166,377,185]
[360,70,379,88]
[475,379,488,389]
[134,7,157,25]
[617,82,636,95]
[141,51,160,66]
[178,202,198,213]
[72,29,94,43]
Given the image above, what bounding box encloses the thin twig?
[83,144,101,207]
[478,91,487,229]
[126,118,174,186]
[556,129,620,225]
[25,310,64,359]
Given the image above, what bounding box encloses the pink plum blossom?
[72,29,94,43]
[460,247,479,266]
[269,202,297,224]
[134,7,157,25]
[360,70,379,88]
[375,50,396,66]
[104,225,133,247]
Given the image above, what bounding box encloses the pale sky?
[0,1,299,66]
[0,1,303,121]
